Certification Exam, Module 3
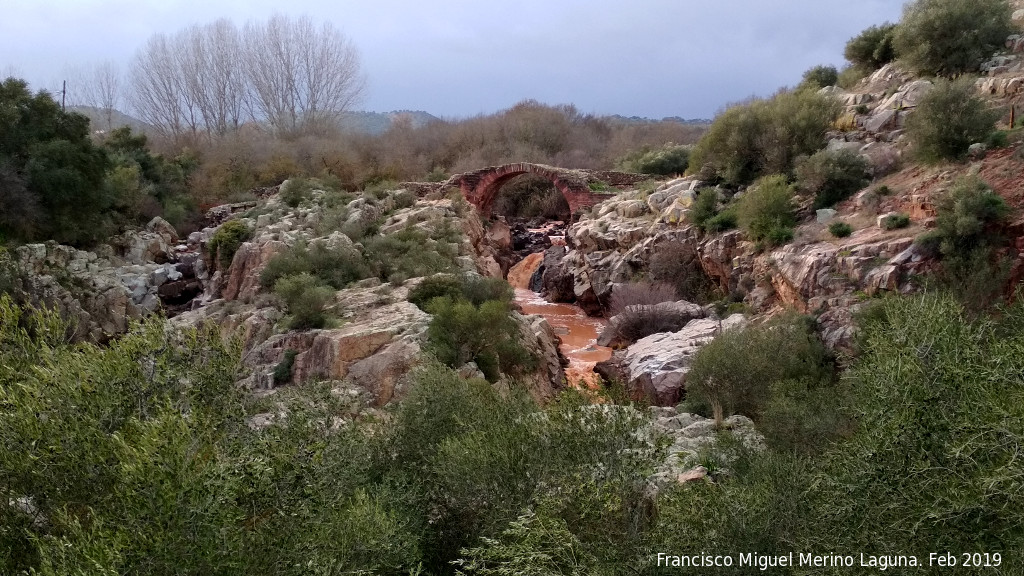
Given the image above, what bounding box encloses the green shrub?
[273,349,298,384]
[794,148,871,209]
[689,89,840,186]
[893,0,1013,76]
[616,143,690,175]
[207,220,252,269]
[736,175,797,246]
[844,23,897,70]
[828,221,853,237]
[906,78,1001,163]
[880,212,910,230]
[836,65,870,90]
[986,130,1009,149]
[364,225,460,284]
[803,294,1024,565]
[260,240,371,290]
[279,177,315,207]
[684,313,833,426]
[274,273,335,330]
[425,296,533,382]
[799,65,838,89]
[914,175,1009,258]
[914,175,1011,311]
[687,187,719,230]
[408,274,513,312]
[703,207,738,232]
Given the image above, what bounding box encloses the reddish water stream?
[507,254,611,387]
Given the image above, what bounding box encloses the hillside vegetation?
[4,0,1024,574]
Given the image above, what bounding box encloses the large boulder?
[596,300,706,348]
[599,315,746,406]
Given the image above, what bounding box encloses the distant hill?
[604,115,711,126]
[339,110,441,134]
[69,106,153,135]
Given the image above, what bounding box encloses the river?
[507,253,612,388]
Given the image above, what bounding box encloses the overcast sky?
[1,0,905,119]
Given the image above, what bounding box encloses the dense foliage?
[905,78,1001,163]
[735,175,798,246]
[844,23,898,71]
[794,148,870,209]
[688,89,840,187]
[893,0,1013,76]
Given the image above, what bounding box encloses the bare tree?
[129,33,190,141]
[127,15,363,141]
[67,61,123,132]
[244,15,365,137]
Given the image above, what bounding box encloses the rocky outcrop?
[596,314,746,406]
[4,219,200,342]
[596,299,706,348]
[648,406,765,491]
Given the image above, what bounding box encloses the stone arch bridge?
[440,163,648,216]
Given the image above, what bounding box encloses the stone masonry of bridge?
[443,163,648,216]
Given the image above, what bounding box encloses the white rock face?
[619,314,747,405]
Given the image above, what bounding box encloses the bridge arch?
[448,163,598,216]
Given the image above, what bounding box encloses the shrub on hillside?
[799,65,838,89]
[408,274,514,312]
[684,314,833,427]
[893,0,1013,76]
[905,78,1000,163]
[794,149,870,209]
[915,175,1010,310]
[828,221,853,238]
[279,177,317,207]
[735,175,797,246]
[425,296,533,382]
[274,273,335,330]
[648,242,719,303]
[260,240,371,290]
[915,175,1009,258]
[606,281,686,343]
[364,225,461,284]
[687,187,719,230]
[880,213,910,230]
[616,143,690,176]
[844,23,897,70]
[207,220,252,269]
[803,294,1024,563]
[688,89,840,186]
[704,207,738,232]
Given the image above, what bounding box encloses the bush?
[915,175,1009,258]
[803,294,1024,564]
[794,149,870,209]
[606,281,689,343]
[364,225,461,284]
[408,274,514,312]
[616,143,690,176]
[279,177,318,207]
[647,242,719,303]
[905,78,1001,163]
[687,187,719,230]
[893,0,1013,76]
[689,89,840,186]
[844,23,897,70]
[836,65,869,90]
[425,296,533,382]
[684,314,833,426]
[274,273,335,330]
[799,65,838,89]
[735,175,797,246]
[828,221,853,238]
[703,207,738,232]
[273,349,298,384]
[207,220,252,269]
[880,212,910,230]
[260,240,371,290]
